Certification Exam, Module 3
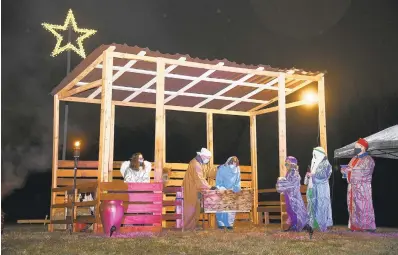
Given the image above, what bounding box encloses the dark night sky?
[2,0,398,227]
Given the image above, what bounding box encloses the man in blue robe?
[215,156,241,230]
[304,147,333,232]
[276,156,312,234]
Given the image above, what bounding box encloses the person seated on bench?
[215,156,241,230]
[120,152,152,183]
[276,156,312,234]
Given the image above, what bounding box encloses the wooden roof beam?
[163,62,225,104]
[253,100,309,116]
[94,64,290,91]
[87,50,147,100]
[76,82,269,104]
[249,79,314,112]
[122,57,186,102]
[221,78,279,110]
[193,67,264,109]
[59,79,101,99]
[60,96,251,116]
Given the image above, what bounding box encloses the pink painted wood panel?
[125,204,162,214]
[123,215,162,225]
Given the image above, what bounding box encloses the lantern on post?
[70,140,81,234]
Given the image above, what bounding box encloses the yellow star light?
[42,9,97,58]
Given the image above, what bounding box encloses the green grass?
[2,224,398,255]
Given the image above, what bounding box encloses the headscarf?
[285,156,298,172]
[310,147,326,174]
[224,156,240,173]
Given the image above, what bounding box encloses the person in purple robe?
[276,156,312,234]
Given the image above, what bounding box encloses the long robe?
[182,156,211,230]
[276,169,308,231]
[342,153,376,231]
[215,164,241,227]
[304,159,333,231]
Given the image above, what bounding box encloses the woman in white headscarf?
[304,147,333,232]
[215,156,241,230]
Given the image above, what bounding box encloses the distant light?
[287,70,295,74]
[74,141,81,148]
[303,92,318,105]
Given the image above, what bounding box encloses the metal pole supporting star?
[42,10,97,234]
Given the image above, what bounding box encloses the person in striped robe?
[304,147,333,232]
[341,138,376,232]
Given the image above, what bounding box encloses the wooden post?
[98,48,114,182]
[277,73,287,230]
[318,76,328,154]
[206,113,215,228]
[108,104,115,181]
[96,48,114,232]
[154,58,166,182]
[250,115,259,224]
[49,95,60,232]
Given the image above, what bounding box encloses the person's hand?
[306,172,312,177]
[232,188,240,193]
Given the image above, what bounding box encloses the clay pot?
[99,200,124,236]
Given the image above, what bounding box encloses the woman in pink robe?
[341,138,376,232]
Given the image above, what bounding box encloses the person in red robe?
[341,138,376,232]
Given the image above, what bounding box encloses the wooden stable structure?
[48,43,327,232]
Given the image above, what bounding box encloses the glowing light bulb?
[303,92,318,105]
[74,141,81,148]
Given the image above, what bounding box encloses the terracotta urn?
[99,200,124,236]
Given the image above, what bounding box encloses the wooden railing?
[162,187,184,230]
[52,160,253,229]
[257,185,307,227]
[50,182,97,231]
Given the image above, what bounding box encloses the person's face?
[138,154,144,163]
[285,161,297,171]
[354,143,365,155]
[201,155,211,164]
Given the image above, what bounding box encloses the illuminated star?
[42,9,97,58]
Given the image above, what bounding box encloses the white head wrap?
[310,147,326,174]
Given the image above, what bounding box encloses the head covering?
[224,156,240,173]
[310,147,326,174]
[286,156,298,165]
[357,138,369,150]
[196,148,212,158]
[225,156,239,166]
[313,146,326,155]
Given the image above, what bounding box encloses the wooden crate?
[99,182,163,233]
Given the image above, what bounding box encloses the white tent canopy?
[334,125,398,159]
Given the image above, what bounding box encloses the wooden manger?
[49,43,327,232]
[202,189,253,213]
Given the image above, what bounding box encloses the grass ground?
[2,223,398,255]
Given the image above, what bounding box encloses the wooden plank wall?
[98,182,163,233]
[55,160,253,228]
